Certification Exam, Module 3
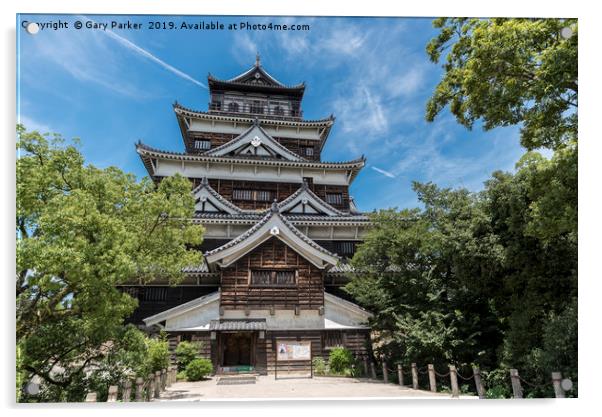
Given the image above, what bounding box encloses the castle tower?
[131,58,372,375]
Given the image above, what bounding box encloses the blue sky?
[17,14,526,212]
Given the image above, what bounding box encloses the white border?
[4,1,599,417]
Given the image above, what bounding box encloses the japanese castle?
[128,56,372,374]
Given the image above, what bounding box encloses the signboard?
[276,340,311,361]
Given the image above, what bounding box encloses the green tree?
[175,341,203,371]
[426,18,577,151]
[16,125,204,399]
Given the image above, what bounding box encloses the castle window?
[227,102,239,112]
[250,100,264,114]
[251,270,296,287]
[141,287,168,302]
[300,145,314,157]
[194,140,211,150]
[233,189,273,202]
[334,241,356,257]
[273,105,284,116]
[325,193,344,205]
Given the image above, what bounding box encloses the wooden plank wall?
[197,178,349,211]
[220,238,324,311]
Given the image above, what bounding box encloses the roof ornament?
[271,199,279,213]
[255,52,261,67]
[251,136,262,147]
[201,177,209,185]
[301,179,309,189]
[252,117,260,126]
[269,226,280,236]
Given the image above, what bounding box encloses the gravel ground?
[157,375,461,401]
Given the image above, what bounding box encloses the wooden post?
[165,366,171,387]
[510,369,523,399]
[370,361,377,379]
[161,368,167,391]
[173,366,178,383]
[135,377,144,401]
[473,366,486,399]
[362,356,368,376]
[382,358,388,383]
[145,374,153,401]
[107,385,118,402]
[552,372,565,398]
[122,379,132,402]
[449,365,459,398]
[427,364,437,392]
[397,364,405,386]
[411,363,419,390]
[154,371,161,398]
[85,392,97,402]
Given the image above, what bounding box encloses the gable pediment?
[279,184,346,216]
[205,207,339,269]
[205,123,304,161]
[193,178,242,214]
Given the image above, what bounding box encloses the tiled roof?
[209,319,267,331]
[173,102,334,126]
[136,141,365,169]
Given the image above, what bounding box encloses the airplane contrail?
[79,16,207,89]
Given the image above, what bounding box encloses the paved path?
[158,376,458,401]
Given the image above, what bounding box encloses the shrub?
[185,358,213,381]
[175,341,202,371]
[328,347,354,374]
[312,357,327,376]
[145,337,170,373]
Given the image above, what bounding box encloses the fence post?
[122,379,132,402]
[411,363,419,390]
[397,364,405,386]
[135,377,144,401]
[473,366,486,399]
[107,385,118,402]
[449,365,459,398]
[381,357,388,383]
[509,369,523,399]
[428,364,437,392]
[370,361,377,379]
[146,374,154,401]
[362,356,368,377]
[173,366,178,383]
[551,372,565,398]
[85,392,97,402]
[161,368,167,391]
[154,371,161,398]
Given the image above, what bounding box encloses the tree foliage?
[16,125,204,399]
[426,18,577,151]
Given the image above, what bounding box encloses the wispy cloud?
[80,16,206,89]
[371,166,396,178]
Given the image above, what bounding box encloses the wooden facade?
[220,238,324,311]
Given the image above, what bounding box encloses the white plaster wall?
[154,160,350,186]
[188,119,323,140]
[165,299,220,330]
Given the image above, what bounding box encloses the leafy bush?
[312,357,327,376]
[185,358,213,381]
[175,341,202,371]
[176,370,188,382]
[328,347,354,374]
[145,336,170,373]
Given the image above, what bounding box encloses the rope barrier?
[434,370,450,378]
[519,376,549,390]
[456,370,474,381]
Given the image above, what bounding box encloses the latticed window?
[194,140,211,150]
[273,105,284,116]
[233,189,272,202]
[325,193,344,205]
[227,102,240,112]
[334,241,356,257]
[139,287,167,301]
[323,331,344,348]
[251,270,296,286]
[301,146,314,157]
[250,100,264,114]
